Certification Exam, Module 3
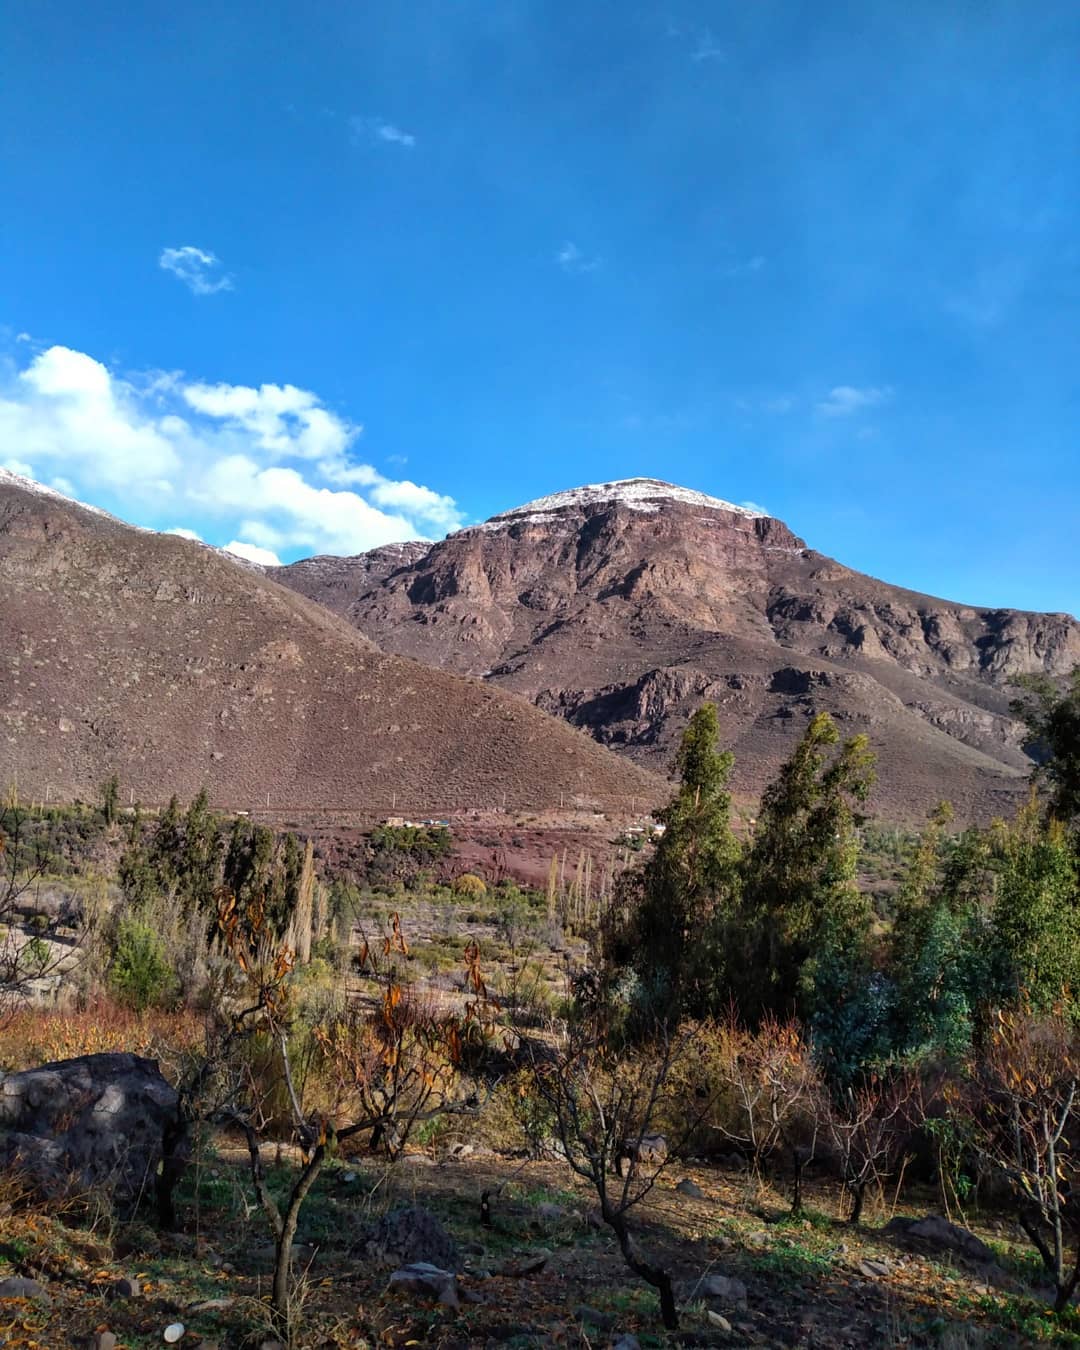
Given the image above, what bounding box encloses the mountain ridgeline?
[270,478,1080,823]
[0,471,661,814]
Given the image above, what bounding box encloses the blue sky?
[1,1,1077,611]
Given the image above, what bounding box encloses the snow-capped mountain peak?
[479,477,767,529]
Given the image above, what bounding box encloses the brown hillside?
[0,473,662,815]
[271,478,1080,824]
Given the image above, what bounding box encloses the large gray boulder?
[0,1052,186,1219]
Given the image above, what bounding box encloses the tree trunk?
[603,1204,678,1330]
[847,1181,866,1226]
[790,1149,804,1215]
[156,1114,188,1230]
[272,1147,325,1320]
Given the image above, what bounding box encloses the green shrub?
[108,916,178,1010]
[23,936,50,976]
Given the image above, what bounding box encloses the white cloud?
[816,385,893,417]
[2,457,35,476]
[0,344,466,559]
[556,241,601,274]
[225,540,281,566]
[740,500,769,514]
[182,380,358,462]
[0,346,181,493]
[369,478,462,533]
[158,246,234,296]
[350,116,416,149]
[166,526,202,540]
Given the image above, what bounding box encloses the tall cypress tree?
[737,713,876,1025]
[612,703,741,1025]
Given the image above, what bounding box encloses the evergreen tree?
[1011,667,1080,825]
[889,804,986,1059]
[117,809,158,908]
[223,816,256,898]
[737,713,876,1025]
[100,774,120,827]
[607,703,741,1025]
[177,789,221,914]
[268,832,303,937]
[987,798,1080,1014]
[149,795,183,896]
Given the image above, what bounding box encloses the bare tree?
[525,1022,693,1330]
[950,1006,1080,1313]
[826,1070,918,1225]
[214,893,496,1331]
[0,802,91,1020]
[713,1016,823,1214]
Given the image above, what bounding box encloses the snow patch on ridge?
[0,466,120,522]
[475,478,768,531]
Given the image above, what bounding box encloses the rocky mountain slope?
[0,472,660,815]
[271,478,1080,823]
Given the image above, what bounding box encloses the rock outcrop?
[0,1053,186,1219]
[273,477,1080,823]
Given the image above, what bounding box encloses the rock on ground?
[0,1275,51,1303]
[363,1205,461,1272]
[388,1262,460,1307]
[687,1272,749,1309]
[884,1214,994,1264]
[0,1053,186,1220]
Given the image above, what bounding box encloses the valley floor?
[0,1139,1072,1349]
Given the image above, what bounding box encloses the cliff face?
[0,472,662,816]
[273,478,1080,823]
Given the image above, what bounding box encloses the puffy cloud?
[165,526,202,541]
[158,245,234,295]
[816,385,893,417]
[0,344,465,559]
[0,346,181,493]
[369,479,463,533]
[225,540,281,566]
[182,380,358,462]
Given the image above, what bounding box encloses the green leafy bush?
[108,916,178,1010]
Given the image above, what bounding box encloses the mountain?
[271,478,1080,823]
[0,471,661,815]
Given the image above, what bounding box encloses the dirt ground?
[0,1140,1072,1349]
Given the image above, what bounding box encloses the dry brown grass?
[0,999,204,1075]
